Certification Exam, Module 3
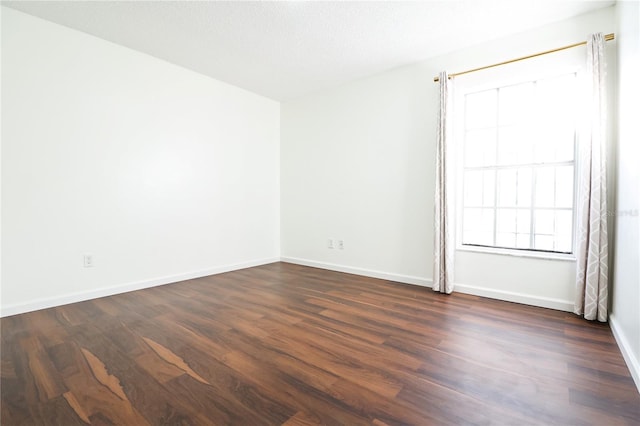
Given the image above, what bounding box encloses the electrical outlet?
[338,240,344,250]
[83,254,94,268]
[328,239,334,249]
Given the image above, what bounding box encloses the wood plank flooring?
[2,262,639,425]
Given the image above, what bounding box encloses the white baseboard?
[454,282,574,312]
[1,255,573,317]
[0,257,280,317]
[609,314,640,394]
[280,256,573,312]
[280,257,431,287]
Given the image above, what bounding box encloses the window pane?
[499,82,535,126]
[497,209,516,233]
[537,74,577,125]
[497,127,518,165]
[534,210,555,235]
[535,75,578,164]
[516,168,532,207]
[497,169,517,207]
[496,207,518,246]
[534,235,554,251]
[496,232,516,248]
[482,170,495,207]
[466,90,497,129]
[463,208,492,230]
[554,130,576,162]
[464,170,495,207]
[535,168,555,208]
[516,233,530,249]
[465,129,497,167]
[464,170,483,206]
[463,208,494,246]
[555,166,574,208]
[517,132,535,164]
[516,209,531,233]
[497,126,533,165]
[464,231,494,246]
[555,210,573,252]
[534,137,556,163]
[537,125,575,162]
[463,208,480,231]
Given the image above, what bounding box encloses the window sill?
[456,245,576,261]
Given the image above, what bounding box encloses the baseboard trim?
[3,255,575,318]
[0,257,280,317]
[609,314,640,394]
[280,257,431,287]
[280,256,574,312]
[454,282,574,312]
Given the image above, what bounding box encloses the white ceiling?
[3,1,614,101]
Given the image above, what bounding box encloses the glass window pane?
[516,168,532,207]
[483,170,495,207]
[555,166,574,208]
[499,82,535,126]
[464,231,494,246]
[534,235,554,251]
[465,129,497,167]
[498,127,535,165]
[463,231,480,245]
[497,169,517,207]
[463,208,482,231]
[516,209,531,233]
[496,232,516,248]
[497,209,516,233]
[464,171,483,206]
[497,126,534,165]
[554,130,576,162]
[534,210,555,235]
[537,125,575,162]
[466,90,497,129]
[477,231,494,246]
[535,168,555,208]
[464,133,483,168]
[516,233,531,249]
[497,127,518,165]
[480,209,494,231]
[464,208,494,231]
[555,210,573,252]
[537,74,577,125]
[517,132,535,165]
[463,208,494,246]
[534,137,556,163]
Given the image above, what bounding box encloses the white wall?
[281,7,615,310]
[611,0,640,392]
[281,65,433,285]
[1,7,280,316]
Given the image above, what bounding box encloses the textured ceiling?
[2,1,614,101]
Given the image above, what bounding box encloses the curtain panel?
[574,33,609,322]
[433,71,454,294]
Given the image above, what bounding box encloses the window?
[460,73,578,254]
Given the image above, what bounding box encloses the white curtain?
[433,71,454,294]
[574,33,608,322]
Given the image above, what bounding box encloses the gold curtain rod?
[433,33,615,82]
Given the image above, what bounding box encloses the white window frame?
[454,68,582,262]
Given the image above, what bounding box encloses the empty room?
[1,0,639,424]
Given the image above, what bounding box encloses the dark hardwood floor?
[1,262,639,425]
